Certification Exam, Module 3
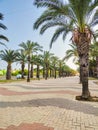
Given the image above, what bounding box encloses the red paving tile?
[0,123,54,130]
[0,87,79,96]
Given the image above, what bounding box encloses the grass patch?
[0,79,25,83]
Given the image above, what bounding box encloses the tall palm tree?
[51,55,59,79]
[19,40,43,82]
[63,44,78,64]
[0,49,18,80]
[42,51,54,79]
[16,49,27,79]
[30,47,43,79]
[58,60,66,78]
[62,44,83,83]
[34,54,42,79]
[0,13,8,46]
[33,0,98,99]
[30,55,36,78]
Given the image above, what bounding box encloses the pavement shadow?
[0,98,98,116]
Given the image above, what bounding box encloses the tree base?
[76,95,98,102]
[27,79,30,82]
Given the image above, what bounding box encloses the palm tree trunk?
[6,64,11,80]
[36,64,40,79]
[77,33,90,99]
[59,68,61,78]
[21,63,25,79]
[43,67,45,78]
[80,54,90,98]
[54,65,56,79]
[45,64,48,80]
[30,63,33,78]
[27,56,30,82]
[79,63,82,84]
[54,68,56,79]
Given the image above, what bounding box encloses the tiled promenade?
[0,76,98,130]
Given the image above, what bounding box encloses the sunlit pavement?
[0,76,98,130]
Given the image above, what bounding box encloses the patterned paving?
[0,123,54,130]
[0,77,98,130]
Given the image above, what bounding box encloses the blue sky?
[0,0,77,70]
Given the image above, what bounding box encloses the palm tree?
[51,55,59,79]
[0,49,18,80]
[30,46,43,79]
[42,51,53,79]
[16,49,27,79]
[34,54,42,79]
[33,0,98,99]
[19,40,43,82]
[30,55,36,78]
[62,44,83,83]
[0,13,8,46]
[63,44,78,63]
[58,60,66,78]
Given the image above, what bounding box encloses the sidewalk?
[0,76,98,130]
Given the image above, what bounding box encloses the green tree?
[42,51,54,79]
[58,60,65,78]
[62,44,82,83]
[19,40,43,82]
[0,49,17,80]
[51,55,59,79]
[34,54,42,79]
[16,49,27,79]
[33,0,98,99]
[0,13,8,46]
[63,44,78,64]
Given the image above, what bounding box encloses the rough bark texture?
[45,64,48,80]
[6,64,11,80]
[36,64,40,79]
[21,63,25,79]
[27,56,30,82]
[30,63,33,78]
[77,33,90,99]
[79,64,82,84]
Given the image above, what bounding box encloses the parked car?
[16,74,22,79]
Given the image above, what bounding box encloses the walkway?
[0,76,98,130]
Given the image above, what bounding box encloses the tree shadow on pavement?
[0,98,98,116]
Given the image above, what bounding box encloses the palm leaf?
[0,35,9,42]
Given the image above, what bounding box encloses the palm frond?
[0,13,3,20]
[0,42,7,47]
[34,0,98,47]
[0,23,7,30]
[34,0,63,9]
[40,20,66,34]
[0,35,9,42]
[0,49,17,63]
[50,27,66,48]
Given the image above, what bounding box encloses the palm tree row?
[0,40,76,81]
[1,0,98,100]
[0,13,75,81]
